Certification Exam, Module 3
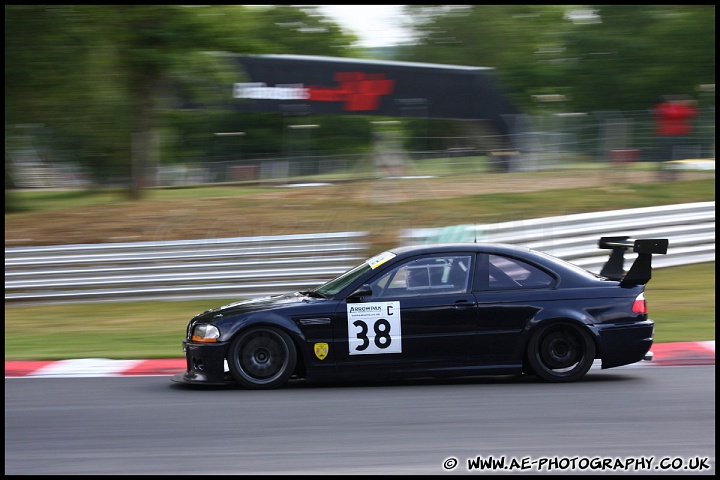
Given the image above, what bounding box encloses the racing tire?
[526,322,596,383]
[227,326,297,389]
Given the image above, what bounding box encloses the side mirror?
[348,284,373,300]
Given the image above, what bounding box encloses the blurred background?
[4,5,715,354]
[4,5,715,197]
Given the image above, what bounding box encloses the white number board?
[347,302,402,355]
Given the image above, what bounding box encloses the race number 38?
[347,302,402,355]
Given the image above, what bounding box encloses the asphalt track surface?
[5,364,715,475]
[4,341,714,378]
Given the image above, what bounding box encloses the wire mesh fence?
[7,107,715,189]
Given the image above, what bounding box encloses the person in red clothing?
[653,95,698,162]
[655,95,697,136]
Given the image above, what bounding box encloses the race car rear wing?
[598,236,669,287]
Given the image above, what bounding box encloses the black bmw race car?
[172,236,668,389]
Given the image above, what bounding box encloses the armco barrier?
[5,202,715,306]
[402,202,715,273]
[5,232,367,305]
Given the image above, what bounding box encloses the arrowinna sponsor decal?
[348,305,383,313]
[233,72,395,111]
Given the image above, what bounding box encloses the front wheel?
[227,326,297,389]
[526,322,596,383]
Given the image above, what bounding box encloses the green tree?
[5,6,240,199]
[401,5,570,109]
[5,5,105,208]
[399,5,715,112]
[5,5,357,204]
[559,5,715,111]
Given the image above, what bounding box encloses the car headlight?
[191,324,220,343]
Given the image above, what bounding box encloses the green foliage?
[4,5,359,198]
[401,5,715,112]
[246,5,358,56]
[4,5,715,199]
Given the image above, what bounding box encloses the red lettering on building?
[307,72,395,111]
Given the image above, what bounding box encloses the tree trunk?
[128,81,160,200]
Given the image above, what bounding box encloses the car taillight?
[632,292,647,314]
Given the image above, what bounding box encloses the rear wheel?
[227,326,297,389]
[526,322,595,383]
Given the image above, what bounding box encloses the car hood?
[193,292,313,321]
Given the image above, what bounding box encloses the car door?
[472,253,556,365]
[332,254,478,371]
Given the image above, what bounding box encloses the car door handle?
[454,299,473,310]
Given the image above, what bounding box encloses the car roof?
[386,242,605,285]
[389,242,533,257]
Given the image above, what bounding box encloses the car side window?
[478,254,554,291]
[369,255,472,298]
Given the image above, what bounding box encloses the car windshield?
[313,262,372,297]
[312,250,397,297]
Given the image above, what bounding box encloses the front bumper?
[170,340,231,385]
